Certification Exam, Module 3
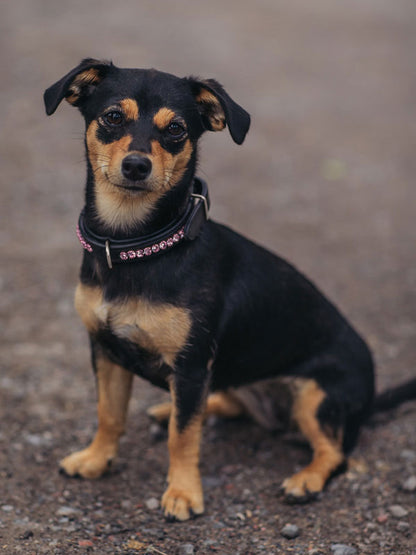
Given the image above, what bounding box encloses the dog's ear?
[44,58,113,115]
[188,78,250,144]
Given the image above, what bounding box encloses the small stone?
[125,540,146,550]
[178,543,195,555]
[389,505,409,518]
[211,519,226,529]
[403,476,416,492]
[120,500,133,511]
[397,521,410,533]
[24,434,43,446]
[66,524,77,533]
[24,433,51,446]
[1,505,14,512]
[368,533,379,544]
[145,497,159,510]
[330,545,357,555]
[56,506,80,517]
[203,539,218,548]
[281,523,300,539]
[376,513,388,524]
[401,449,416,461]
[78,540,94,548]
[149,422,166,442]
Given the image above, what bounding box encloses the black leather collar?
[76,177,210,268]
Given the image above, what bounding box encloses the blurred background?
[1,1,415,553]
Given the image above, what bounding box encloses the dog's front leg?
[162,372,208,521]
[60,346,133,479]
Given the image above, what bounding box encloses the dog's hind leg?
[147,391,244,424]
[60,354,133,479]
[282,379,344,502]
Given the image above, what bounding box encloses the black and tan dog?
[44,58,375,521]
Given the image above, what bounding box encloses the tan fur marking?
[161,385,205,520]
[74,281,191,367]
[109,298,191,367]
[85,122,193,231]
[195,88,219,105]
[147,391,244,423]
[77,68,100,84]
[60,358,133,479]
[195,87,226,131]
[150,138,193,190]
[74,283,106,332]
[66,69,100,105]
[153,107,175,129]
[282,379,344,497]
[205,391,244,418]
[147,401,173,422]
[86,120,159,230]
[120,98,139,121]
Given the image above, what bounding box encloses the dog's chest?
[74,283,191,367]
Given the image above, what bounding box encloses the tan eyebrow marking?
[120,98,139,121]
[153,107,176,130]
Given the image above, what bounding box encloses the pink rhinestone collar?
[76,177,210,269]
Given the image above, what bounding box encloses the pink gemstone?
[136,249,144,258]
[178,228,185,238]
[120,252,128,260]
[152,244,160,253]
[127,250,136,259]
[173,234,180,243]
[144,247,152,256]
[87,245,93,253]
[167,238,173,247]
[159,241,167,250]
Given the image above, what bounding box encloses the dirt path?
[1,1,415,553]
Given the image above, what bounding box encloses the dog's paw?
[161,483,204,521]
[281,470,324,504]
[59,447,113,479]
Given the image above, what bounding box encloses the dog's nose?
[121,154,152,181]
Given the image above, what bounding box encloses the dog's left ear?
[188,78,250,145]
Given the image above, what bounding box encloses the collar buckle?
[191,192,209,220]
[105,240,113,269]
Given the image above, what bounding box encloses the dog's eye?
[167,121,186,138]
[104,111,123,126]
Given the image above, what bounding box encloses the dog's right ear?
[44,58,113,115]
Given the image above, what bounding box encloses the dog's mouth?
[103,173,152,194]
[116,183,148,193]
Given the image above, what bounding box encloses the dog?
[44,58,375,521]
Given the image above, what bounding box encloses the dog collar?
[76,177,210,269]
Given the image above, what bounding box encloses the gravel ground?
[1,1,416,554]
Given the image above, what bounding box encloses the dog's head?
[44,59,250,230]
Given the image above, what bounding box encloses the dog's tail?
[373,378,416,412]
